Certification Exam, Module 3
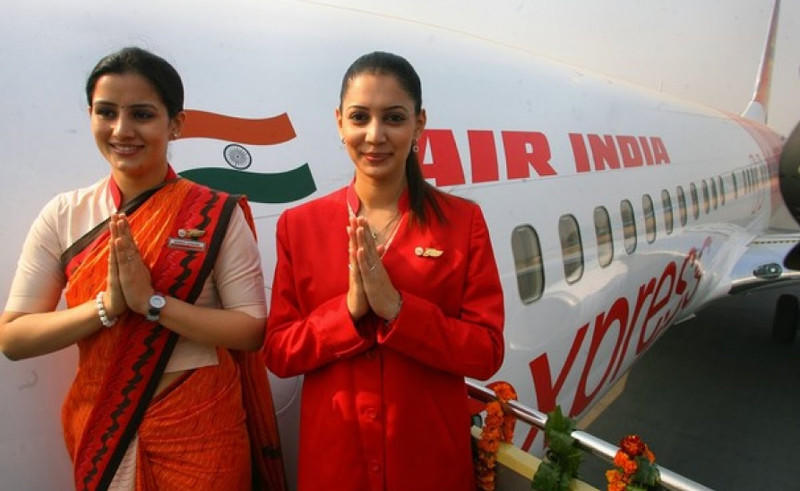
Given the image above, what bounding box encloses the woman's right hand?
[347,216,369,320]
[104,223,127,318]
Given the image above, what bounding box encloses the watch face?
[149,294,167,309]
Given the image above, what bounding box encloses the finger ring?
[368,263,377,272]
[127,254,134,262]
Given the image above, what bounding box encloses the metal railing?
[466,381,713,491]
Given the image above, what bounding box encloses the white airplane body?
[1,1,795,488]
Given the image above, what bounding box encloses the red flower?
[620,435,645,457]
[608,435,659,490]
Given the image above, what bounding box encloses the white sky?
[331,0,799,136]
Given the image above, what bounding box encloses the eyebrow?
[346,104,410,113]
[92,100,159,110]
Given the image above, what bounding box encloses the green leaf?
[557,471,572,491]
[544,406,576,435]
[548,431,575,456]
[532,462,559,490]
[562,448,583,476]
[632,458,660,486]
[533,407,583,490]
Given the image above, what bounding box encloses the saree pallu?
[60,178,285,491]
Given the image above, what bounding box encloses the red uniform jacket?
[264,185,504,491]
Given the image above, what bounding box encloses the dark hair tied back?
[340,51,444,226]
[86,47,184,118]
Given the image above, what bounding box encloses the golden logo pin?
[178,228,206,238]
[414,246,443,257]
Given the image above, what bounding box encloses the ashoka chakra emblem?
[224,144,252,170]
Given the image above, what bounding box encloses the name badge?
[168,237,206,252]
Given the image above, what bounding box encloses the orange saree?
[60,178,285,491]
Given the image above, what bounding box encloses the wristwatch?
[146,293,167,322]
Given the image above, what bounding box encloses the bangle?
[95,291,117,328]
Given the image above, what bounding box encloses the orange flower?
[476,382,519,491]
[605,469,624,483]
[643,445,656,464]
[485,403,504,427]
[502,416,515,442]
[487,381,518,403]
[613,450,637,475]
[478,435,500,453]
[608,481,626,491]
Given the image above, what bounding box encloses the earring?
[341,137,345,144]
[412,140,419,153]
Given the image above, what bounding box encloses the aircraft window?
[710,178,718,209]
[762,166,770,187]
[594,206,614,267]
[743,170,749,193]
[701,180,710,214]
[620,199,637,254]
[718,176,726,205]
[661,190,674,235]
[642,194,656,243]
[689,182,699,219]
[511,225,544,303]
[676,186,687,226]
[732,173,738,198]
[559,214,584,284]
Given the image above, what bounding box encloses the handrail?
[466,380,713,491]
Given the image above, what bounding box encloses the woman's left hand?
[354,216,402,322]
[110,213,154,315]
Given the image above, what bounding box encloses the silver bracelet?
[95,291,117,328]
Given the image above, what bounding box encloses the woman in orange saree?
[0,47,284,490]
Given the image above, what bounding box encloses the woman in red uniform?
[264,51,505,490]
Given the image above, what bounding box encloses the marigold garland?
[475,381,518,491]
[606,435,661,491]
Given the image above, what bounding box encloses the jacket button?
[365,407,378,420]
